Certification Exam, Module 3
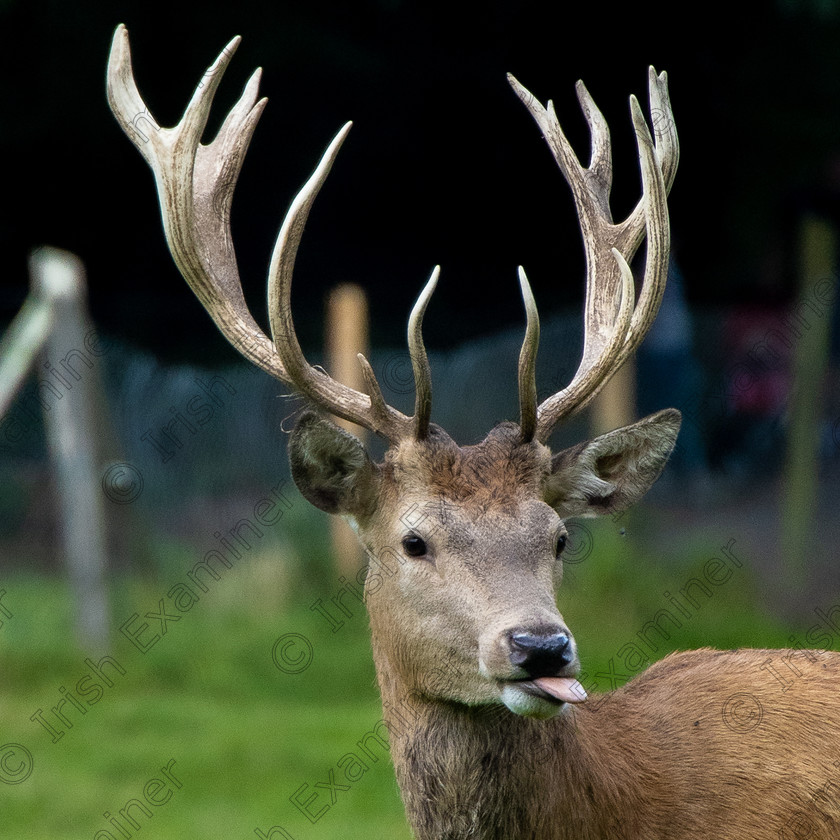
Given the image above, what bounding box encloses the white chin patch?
[500,684,567,720]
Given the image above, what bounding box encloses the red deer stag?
[107,24,840,840]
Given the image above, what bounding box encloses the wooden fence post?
[781,215,838,581]
[590,358,636,438]
[29,247,111,652]
[326,284,369,575]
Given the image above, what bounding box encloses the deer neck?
[371,631,628,840]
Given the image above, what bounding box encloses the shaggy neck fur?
[369,635,840,840]
[369,631,647,840]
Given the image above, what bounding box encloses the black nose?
[508,630,573,677]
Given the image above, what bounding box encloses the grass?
[0,504,815,839]
[1,557,406,840]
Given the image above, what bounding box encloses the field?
[0,504,814,840]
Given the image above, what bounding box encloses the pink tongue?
[533,677,588,704]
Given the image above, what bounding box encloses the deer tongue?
[533,677,588,704]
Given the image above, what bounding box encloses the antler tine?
[517,267,540,443]
[407,266,440,440]
[647,67,679,191]
[508,68,677,443]
[619,94,670,358]
[356,353,392,429]
[265,123,412,439]
[108,25,412,442]
[107,24,285,381]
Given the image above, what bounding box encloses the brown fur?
[381,648,840,840]
[382,422,547,509]
[289,409,840,839]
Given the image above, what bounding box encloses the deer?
[106,24,840,840]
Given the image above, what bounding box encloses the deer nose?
[507,630,573,677]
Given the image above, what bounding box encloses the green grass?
[0,508,812,839]
[1,557,406,840]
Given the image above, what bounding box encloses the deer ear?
[544,409,681,518]
[288,411,380,518]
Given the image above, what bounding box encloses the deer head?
[107,25,679,720]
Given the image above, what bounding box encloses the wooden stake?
[326,284,369,575]
[590,358,637,438]
[29,247,111,652]
[782,215,837,581]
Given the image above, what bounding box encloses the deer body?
[106,26,840,839]
[382,647,840,840]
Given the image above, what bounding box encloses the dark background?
[3,0,840,361]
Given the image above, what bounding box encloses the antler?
[509,68,678,444]
[106,24,428,441]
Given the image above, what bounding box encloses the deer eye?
[555,533,567,558]
[402,534,427,558]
